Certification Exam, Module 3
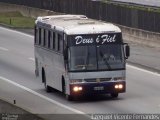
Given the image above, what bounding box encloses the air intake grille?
[84,78,112,83]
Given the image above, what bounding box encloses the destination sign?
[68,33,122,46]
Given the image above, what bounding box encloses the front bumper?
[70,81,126,96]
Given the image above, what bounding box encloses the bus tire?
[111,93,118,98]
[45,84,52,93]
[66,94,73,101]
[62,78,73,101]
[42,69,52,93]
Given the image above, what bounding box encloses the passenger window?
[53,32,55,49]
[43,29,46,47]
[58,34,63,52]
[39,28,41,45]
[35,27,39,44]
[41,29,44,46]
[48,31,51,49]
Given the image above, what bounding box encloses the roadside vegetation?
[0,11,35,28]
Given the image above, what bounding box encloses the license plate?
[94,86,104,91]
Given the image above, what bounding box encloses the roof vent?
[37,17,50,21]
[78,21,95,25]
[64,17,81,21]
[63,15,88,21]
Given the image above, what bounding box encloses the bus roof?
[36,15,121,35]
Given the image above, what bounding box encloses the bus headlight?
[115,85,119,89]
[118,84,123,89]
[73,86,83,92]
[115,84,123,89]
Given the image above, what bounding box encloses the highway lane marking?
[0,47,9,51]
[0,26,33,38]
[0,75,85,114]
[28,57,35,61]
[127,64,160,77]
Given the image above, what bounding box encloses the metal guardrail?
[112,0,160,8]
[110,0,160,9]
[0,0,160,33]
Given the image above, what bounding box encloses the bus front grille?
[84,78,112,83]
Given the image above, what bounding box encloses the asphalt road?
[112,0,160,7]
[0,26,160,115]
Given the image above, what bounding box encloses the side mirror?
[124,43,130,59]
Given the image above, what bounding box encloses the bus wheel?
[66,94,73,101]
[42,69,52,93]
[111,93,118,98]
[45,83,52,93]
[62,78,73,101]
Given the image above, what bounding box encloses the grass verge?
[0,11,35,28]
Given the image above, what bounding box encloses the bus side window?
[46,30,49,48]
[41,28,44,46]
[52,32,55,50]
[43,29,46,47]
[58,34,63,53]
[39,28,41,45]
[48,30,51,49]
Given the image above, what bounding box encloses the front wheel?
[66,94,73,101]
[111,93,119,98]
[62,79,74,101]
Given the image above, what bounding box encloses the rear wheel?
[42,69,52,93]
[44,82,52,93]
[111,93,118,98]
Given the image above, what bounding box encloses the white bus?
[34,15,130,100]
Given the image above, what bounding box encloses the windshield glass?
[67,33,125,71]
[69,46,97,71]
[68,44,125,71]
[97,45,124,70]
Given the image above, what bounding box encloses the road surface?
[0,26,160,115]
[112,0,160,7]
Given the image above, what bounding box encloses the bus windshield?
[67,33,124,72]
[68,44,125,71]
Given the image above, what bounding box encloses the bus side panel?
[35,46,65,92]
[47,51,65,91]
